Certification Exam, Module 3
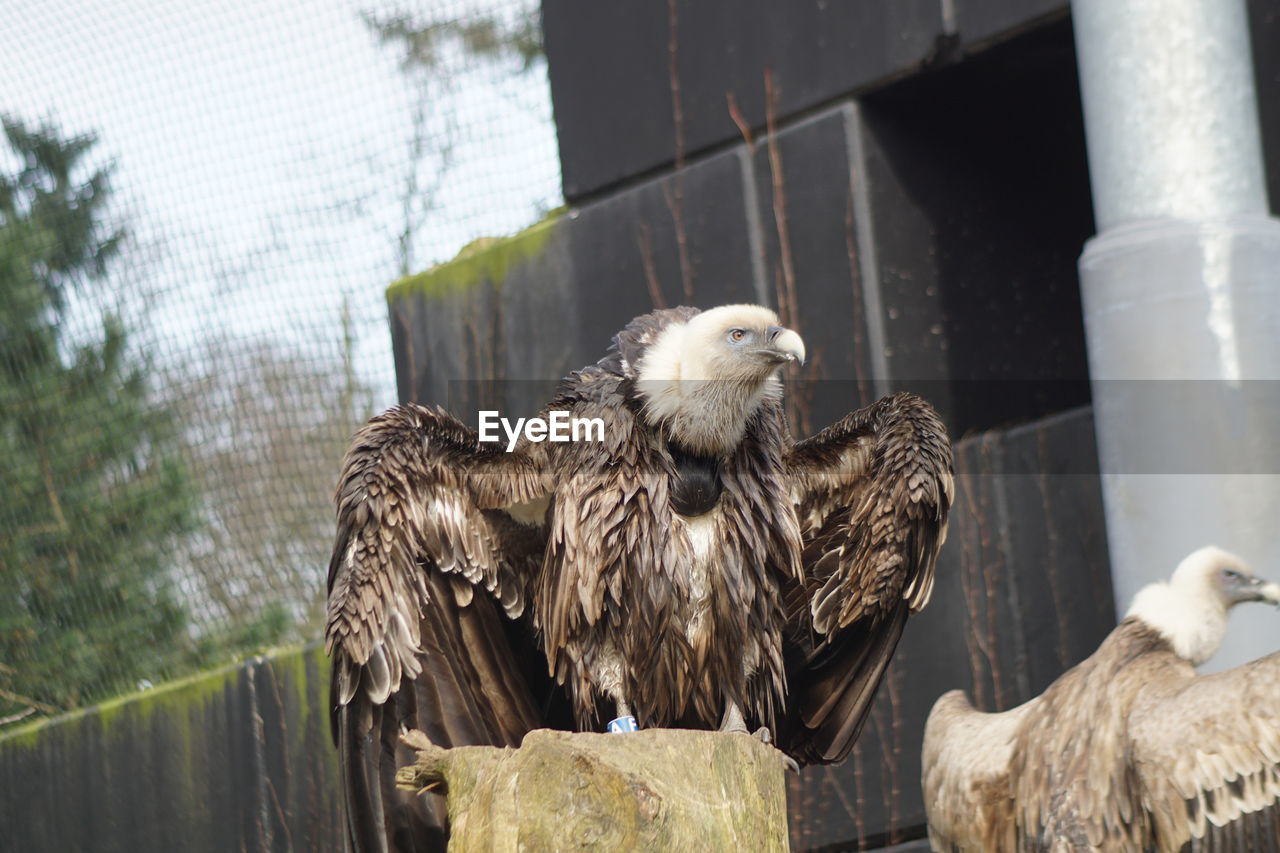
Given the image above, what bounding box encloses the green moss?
[386,207,565,305]
[100,657,244,731]
[263,643,327,737]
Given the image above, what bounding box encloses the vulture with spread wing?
[326,304,953,851]
[923,546,1280,852]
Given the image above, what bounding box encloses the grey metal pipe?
[1072,0,1280,670]
[1073,0,1268,228]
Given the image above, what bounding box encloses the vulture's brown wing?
[325,403,559,853]
[778,392,953,764]
[920,690,1028,852]
[1129,650,1280,853]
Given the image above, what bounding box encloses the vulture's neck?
[642,378,778,456]
[635,343,780,456]
[1125,582,1226,666]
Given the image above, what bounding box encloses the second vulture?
[924,546,1280,852]
[326,304,954,851]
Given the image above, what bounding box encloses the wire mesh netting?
[0,0,560,724]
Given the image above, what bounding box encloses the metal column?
[1072,0,1280,669]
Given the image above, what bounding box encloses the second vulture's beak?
[1234,574,1280,606]
[763,326,806,366]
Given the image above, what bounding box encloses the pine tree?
[0,117,197,717]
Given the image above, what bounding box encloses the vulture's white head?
[636,304,805,455]
[1126,546,1280,665]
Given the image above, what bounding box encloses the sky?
[0,0,562,407]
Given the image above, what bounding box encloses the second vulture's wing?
[325,403,561,853]
[1129,650,1280,852]
[778,391,953,764]
[920,690,1030,852]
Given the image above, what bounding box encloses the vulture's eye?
[1224,569,1243,581]
[728,328,747,343]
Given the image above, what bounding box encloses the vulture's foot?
[607,699,638,733]
[750,726,800,773]
[722,708,800,772]
[719,701,749,735]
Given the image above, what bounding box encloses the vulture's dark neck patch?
[668,443,723,517]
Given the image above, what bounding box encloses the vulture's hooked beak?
[762,326,806,366]
[1236,574,1280,606]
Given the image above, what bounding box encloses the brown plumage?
[923,546,1280,852]
[326,304,954,851]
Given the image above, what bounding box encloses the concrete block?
[543,0,944,200]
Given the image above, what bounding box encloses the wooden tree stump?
[396,728,791,851]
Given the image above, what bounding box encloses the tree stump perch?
[396,728,791,851]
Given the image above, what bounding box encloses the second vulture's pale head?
[1163,546,1280,608]
[636,304,806,454]
[1127,546,1280,665]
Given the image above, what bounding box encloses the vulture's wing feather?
[779,392,953,764]
[921,691,1029,852]
[1130,650,1280,852]
[325,404,557,853]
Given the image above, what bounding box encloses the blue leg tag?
[606,715,638,733]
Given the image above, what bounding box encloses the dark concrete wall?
[541,0,948,202]
[0,645,342,853]
[398,16,1097,437]
[542,0,1081,203]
